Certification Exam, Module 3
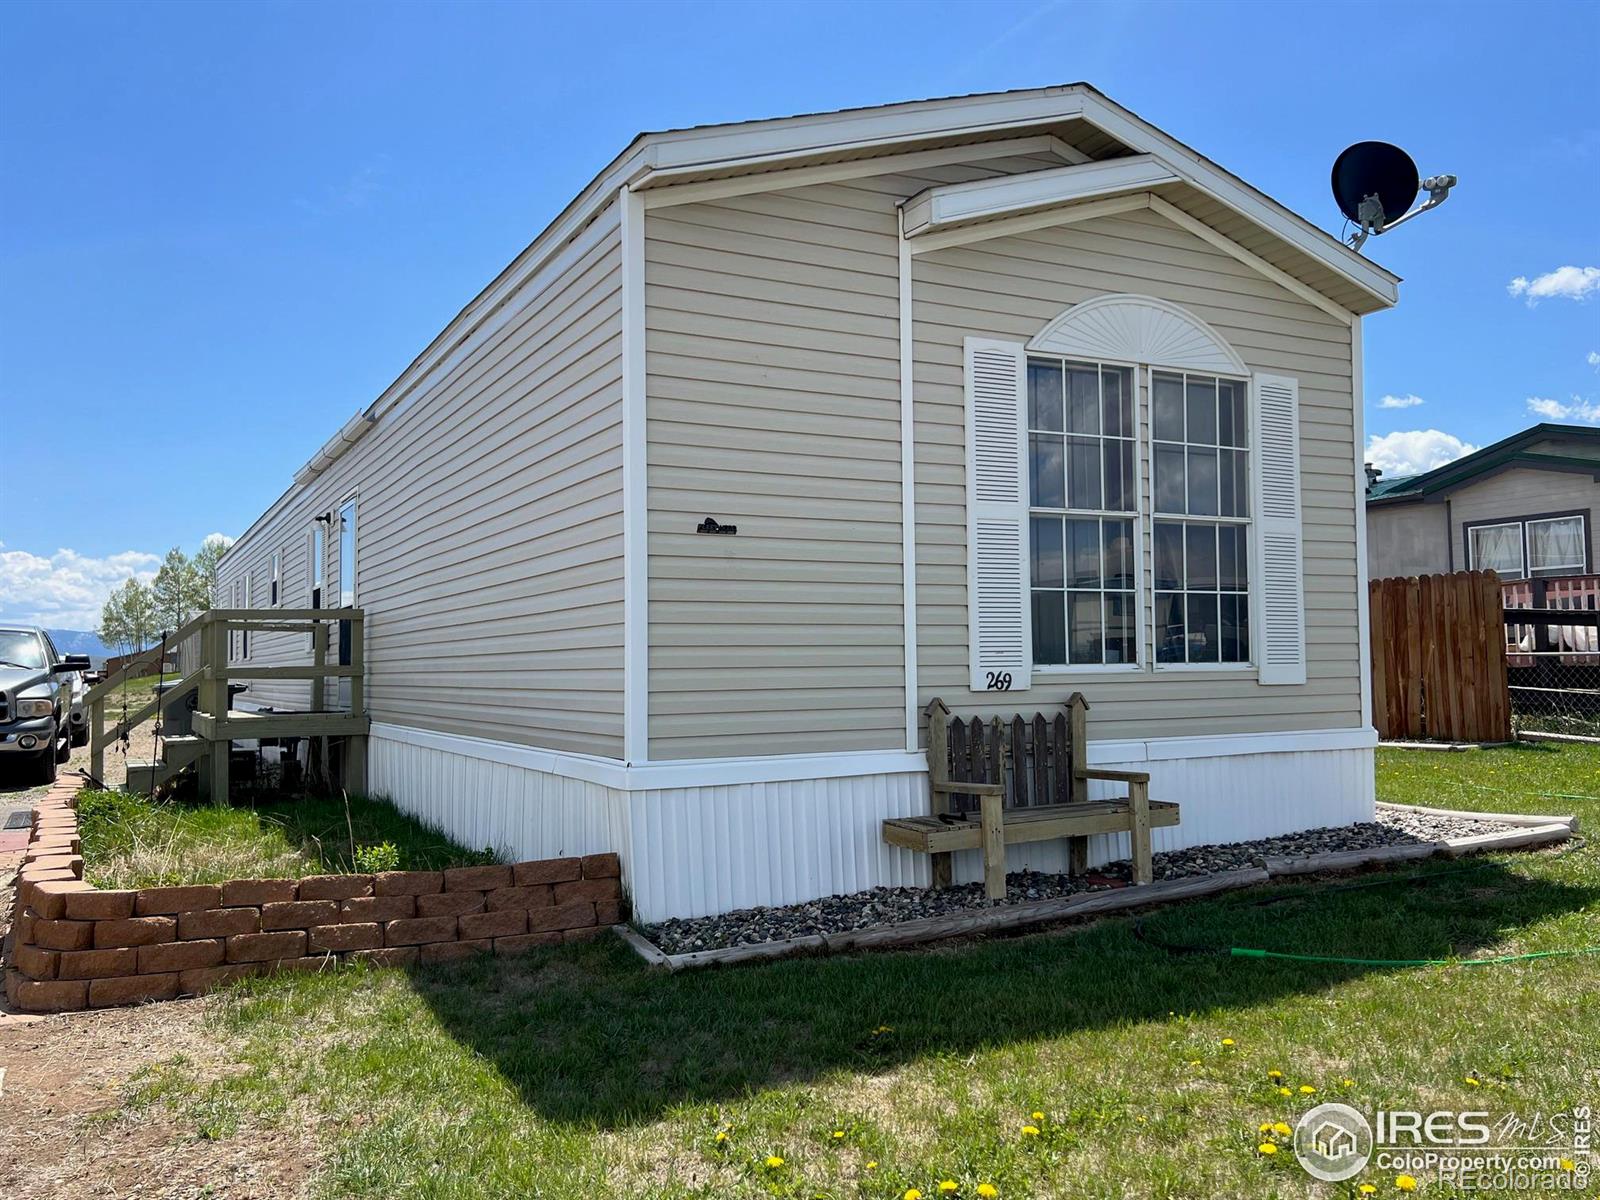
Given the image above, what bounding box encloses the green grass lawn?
[78,789,497,888]
[111,744,1600,1198]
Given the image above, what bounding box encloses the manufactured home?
[216,84,1396,922]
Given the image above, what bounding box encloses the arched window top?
[1026,293,1248,377]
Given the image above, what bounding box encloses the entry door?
[336,500,357,708]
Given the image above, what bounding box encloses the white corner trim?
[1147,197,1356,326]
[640,135,1069,211]
[1353,317,1373,729]
[1028,293,1250,377]
[370,720,1376,791]
[901,155,1177,238]
[620,185,648,764]
[898,208,920,753]
[908,192,1153,256]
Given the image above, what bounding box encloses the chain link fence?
[1505,577,1600,738]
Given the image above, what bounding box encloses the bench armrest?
[1075,766,1151,784]
[931,780,1005,796]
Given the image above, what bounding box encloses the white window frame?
[1526,514,1587,577]
[1466,520,1527,579]
[1147,366,1256,673]
[1025,353,1145,676]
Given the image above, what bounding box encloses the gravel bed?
[639,806,1520,955]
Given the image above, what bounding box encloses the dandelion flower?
[765,1156,784,1169]
[904,1190,923,1200]
[1258,1122,1272,1133]
[1299,1085,1316,1095]
[1258,1143,1278,1155]
[1031,1111,1045,1121]
[866,1162,878,1171]
[1360,1187,1377,1195]
[938,1183,959,1194]
[832,1130,846,1139]
[977,1187,999,1199]
[1267,1069,1283,1079]
[1396,1176,1418,1192]
[1188,1059,1202,1067]
[1272,1122,1292,1137]
[714,1131,729,1143]
[1021,1125,1040,1137]
[1465,1077,1480,1087]
[1221,1038,1236,1046]
[1343,1078,1355,1087]
[1278,1087,1292,1097]
[1561,1159,1576,1172]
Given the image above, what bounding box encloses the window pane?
[1031,516,1063,588]
[1154,522,1184,590]
[1186,523,1218,590]
[1187,447,1219,516]
[1469,525,1523,577]
[1155,444,1185,512]
[1067,519,1101,587]
[1188,593,1221,662]
[1102,440,1125,511]
[1032,592,1066,665]
[1030,434,1064,507]
[1221,594,1250,663]
[1104,592,1135,664]
[1219,380,1247,447]
[1028,361,1063,431]
[1103,519,1135,589]
[1068,591,1102,664]
[1218,448,1249,517]
[1067,365,1100,434]
[1153,372,1184,441]
[1218,524,1247,591]
[1154,592,1185,662]
[1186,376,1218,445]
[1528,516,1585,572]
[1067,436,1102,509]
[1101,367,1129,437]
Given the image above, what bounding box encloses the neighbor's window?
[1528,515,1586,577]
[270,550,281,606]
[1468,522,1525,578]
[1027,357,1137,665]
[1152,370,1251,664]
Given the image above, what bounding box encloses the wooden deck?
[884,799,1182,856]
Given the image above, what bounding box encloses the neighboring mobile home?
[216,85,1397,921]
[1366,423,1600,581]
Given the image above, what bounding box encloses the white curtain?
[1470,524,1523,577]
[1528,517,1585,573]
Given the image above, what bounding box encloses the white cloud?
[0,543,161,629]
[1378,393,1425,409]
[1507,265,1600,304]
[1587,351,1600,370]
[201,532,236,550]
[1365,430,1478,477]
[1526,395,1600,424]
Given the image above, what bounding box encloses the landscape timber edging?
[3,780,626,1013]
[619,808,1577,972]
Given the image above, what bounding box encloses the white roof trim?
[1027,294,1250,377]
[292,412,376,486]
[900,155,1178,238]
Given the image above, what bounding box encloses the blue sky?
[2,0,1597,627]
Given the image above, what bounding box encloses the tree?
[98,577,157,658]
[150,546,193,634]
[185,535,231,614]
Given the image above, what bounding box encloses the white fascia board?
[1078,94,1400,309]
[901,154,1176,238]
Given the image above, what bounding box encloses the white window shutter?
[964,336,1031,693]
[1252,373,1306,685]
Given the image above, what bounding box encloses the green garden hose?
[1229,945,1600,968]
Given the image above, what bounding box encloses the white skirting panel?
[366,724,1374,922]
[369,732,632,868]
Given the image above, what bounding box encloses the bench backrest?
[925,695,1090,814]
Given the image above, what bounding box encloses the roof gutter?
[292,411,377,487]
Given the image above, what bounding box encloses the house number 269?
[984,671,1013,691]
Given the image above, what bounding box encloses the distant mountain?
[46,629,112,665]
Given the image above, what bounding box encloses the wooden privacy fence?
[1369,570,1511,743]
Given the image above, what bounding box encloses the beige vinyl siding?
[215,210,625,756]
[1450,467,1600,573]
[914,206,1362,740]
[644,152,1075,759]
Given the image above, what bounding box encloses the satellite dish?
[1331,141,1456,251]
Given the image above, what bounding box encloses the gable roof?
[1366,423,1600,505]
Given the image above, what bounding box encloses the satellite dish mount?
[1331,141,1456,251]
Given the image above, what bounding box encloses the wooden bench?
[882,695,1180,900]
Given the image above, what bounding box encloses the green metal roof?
[1365,423,1600,505]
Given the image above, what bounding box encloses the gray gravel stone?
[639,807,1516,955]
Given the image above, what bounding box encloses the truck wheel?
[71,721,89,748]
[36,744,58,785]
